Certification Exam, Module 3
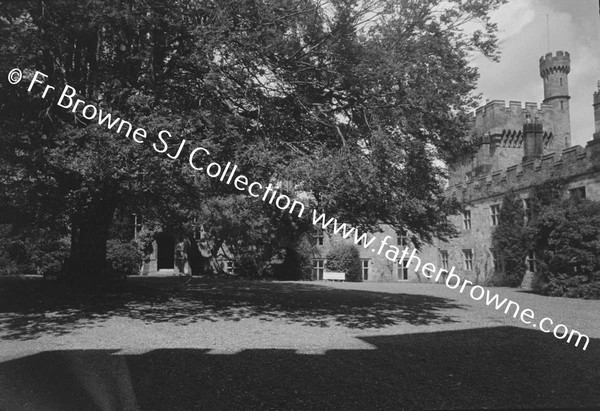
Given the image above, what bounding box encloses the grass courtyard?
[0,276,598,410]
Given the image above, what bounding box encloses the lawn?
[0,276,598,410]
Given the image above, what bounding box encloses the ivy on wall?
[491,191,526,287]
[492,176,600,299]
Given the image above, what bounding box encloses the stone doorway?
[156,234,174,270]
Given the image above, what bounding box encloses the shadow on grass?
[0,277,466,340]
[0,326,597,410]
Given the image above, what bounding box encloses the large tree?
[0,0,505,283]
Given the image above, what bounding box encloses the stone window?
[490,249,500,271]
[463,210,471,230]
[312,258,325,280]
[314,229,324,246]
[192,220,204,241]
[490,204,501,226]
[398,258,409,281]
[523,198,532,223]
[397,229,409,247]
[569,187,586,200]
[526,251,537,273]
[463,249,473,271]
[225,260,235,274]
[361,258,370,281]
[439,250,449,271]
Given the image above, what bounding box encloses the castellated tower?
[448,51,576,186]
[539,51,572,151]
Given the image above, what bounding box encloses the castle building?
[313,51,600,285]
[434,51,600,286]
[147,51,600,284]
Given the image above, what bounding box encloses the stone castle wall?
[433,138,600,285]
[313,225,439,283]
[448,140,600,203]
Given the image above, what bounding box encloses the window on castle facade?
[463,210,471,230]
[463,249,473,271]
[225,260,235,274]
[523,198,532,223]
[440,250,449,271]
[569,187,586,200]
[398,258,409,281]
[490,249,500,271]
[397,230,409,247]
[526,251,537,273]
[490,204,501,226]
[314,230,324,246]
[313,258,325,280]
[361,258,370,281]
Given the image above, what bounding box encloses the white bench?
[323,271,346,281]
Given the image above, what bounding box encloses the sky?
[472,0,600,147]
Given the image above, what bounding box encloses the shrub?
[526,198,600,299]
[0,253,19,276]
[325,243,362,282]
[276,236,314,281]
[107,240,142,276]
[26,234,70,276]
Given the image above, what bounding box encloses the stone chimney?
[523,114,544,162]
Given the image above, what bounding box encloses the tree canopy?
[0,0,506,282]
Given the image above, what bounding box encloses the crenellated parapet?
[473,100,554,137]
[447,140,600,203]
[539,51,571,77]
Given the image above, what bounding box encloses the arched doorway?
[156,233,174,270]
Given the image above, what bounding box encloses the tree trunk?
[187,236,206,276]
[66,194,117,286]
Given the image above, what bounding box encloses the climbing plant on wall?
[491,191,526,287]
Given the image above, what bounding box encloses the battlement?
[473,99,554,136]
[539,51,571,77]
[448,140,600,202]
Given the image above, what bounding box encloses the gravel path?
[0,277,598,410]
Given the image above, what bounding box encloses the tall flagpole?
[546,14,550,52]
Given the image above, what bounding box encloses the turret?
[523,114,543,163]
[539,51,572,151]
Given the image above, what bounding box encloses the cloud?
[492,0,536,40]
[472,0,600,147]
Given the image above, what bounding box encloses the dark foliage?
[525,199,600,299]
[325,242,362,282]
[0,0,505,284]
[107,240,142,276]
[276,236,314,281]
[491,192,526,287]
